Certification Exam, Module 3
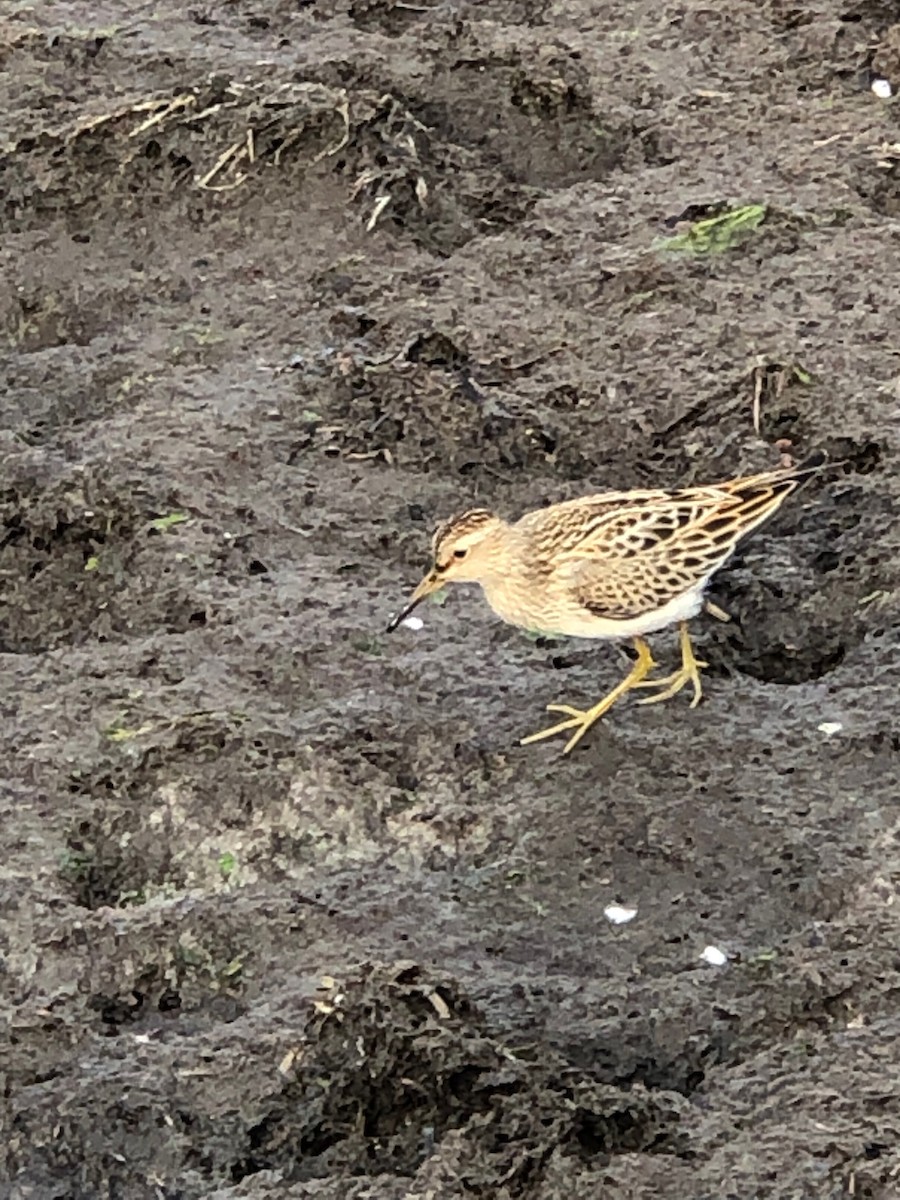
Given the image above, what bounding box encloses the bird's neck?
[477,532,548,632]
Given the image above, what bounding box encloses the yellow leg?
[521,637,657,754]
[634,620,707,708]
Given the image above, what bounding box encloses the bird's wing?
[547,473,804,621]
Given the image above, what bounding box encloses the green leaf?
[104,719,153,741]
[107,727,137,742]
[657,204,767,255]
[149,512,190,532]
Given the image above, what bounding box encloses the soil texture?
[3,0,900,1196]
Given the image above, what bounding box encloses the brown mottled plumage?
[388,457,825,753]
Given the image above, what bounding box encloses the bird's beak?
[386,570,442,632]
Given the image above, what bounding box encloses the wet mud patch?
[853,140,900,218]
[61,715,298,908]
[703,454,895,684]
[0,344,154,445]
[0,465,232,652]
[416,43,643,191]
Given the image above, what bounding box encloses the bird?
[387,455,826,753]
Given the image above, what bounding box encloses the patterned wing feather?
[548,468,809,621]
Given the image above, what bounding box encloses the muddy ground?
[2,0,900,1196]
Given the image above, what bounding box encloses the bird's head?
[386,509,505,630]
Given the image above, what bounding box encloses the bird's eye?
[453,548,468,559]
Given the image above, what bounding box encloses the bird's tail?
[709,452,830,541]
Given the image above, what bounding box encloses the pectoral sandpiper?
[387,456,825,753]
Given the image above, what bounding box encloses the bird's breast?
[480,575,595,639]
[479,576,559,635]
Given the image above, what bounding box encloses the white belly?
[481,578,706,641]
[548,585,706,640]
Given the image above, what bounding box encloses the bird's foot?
[520,697,617,754]
[634,621,707,707]
[634,661,706,706]
[520,639,656,753]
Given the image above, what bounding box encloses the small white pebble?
[401,615,424,632]
[817,721,843,737]
[700,945,728,967]
[603,904,637,925]
[872,78,893,99]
